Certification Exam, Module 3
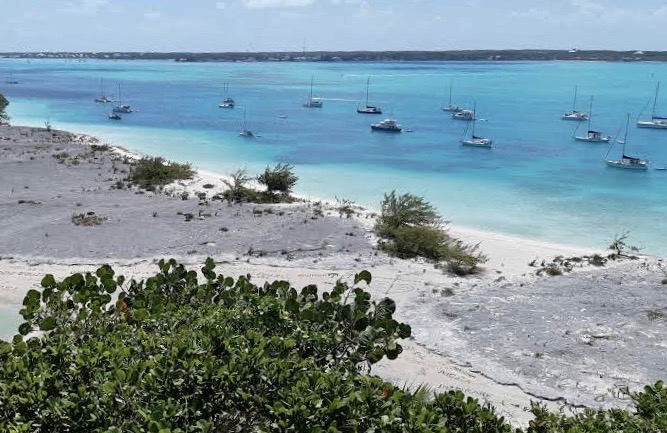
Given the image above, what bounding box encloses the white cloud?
[144,10,162,20]
[242,0,314,9]
[216,1,226,9]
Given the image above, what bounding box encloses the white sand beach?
[1,125,665,426]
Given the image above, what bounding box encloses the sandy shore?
[1,124,665,426]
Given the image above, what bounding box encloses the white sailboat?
[574,96,610,142]
[112,85,132,113]
[442,79,462,113]
[605,114,648,170]
[357,76,382,114]
[461,102,492,147]
[219,83,235,109]
[303,76,323,108]
[239,108,255,137]
[637,82,667,129]
[95,78,113,103]
[562,85,588,121]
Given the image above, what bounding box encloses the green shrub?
[257,162,298,194]
[128,157,194,189]
[0,92,9,125]
[376,191,486,274]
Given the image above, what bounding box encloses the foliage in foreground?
[128,157,195,190]
[0,92,9,125]
[1,260,666,432]
[376,190,487,275]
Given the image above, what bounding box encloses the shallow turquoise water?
[2,59,667,254]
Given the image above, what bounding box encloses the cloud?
[57,0,109,15]
[216,1,226,9]
[241,0,314,9]
[144,10,162,20]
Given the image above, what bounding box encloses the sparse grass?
[335,197,355,219]
[71,212,107,227]
[128,157,194,189]
[647,309,666,322]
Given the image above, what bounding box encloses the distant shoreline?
[0,49,660,63]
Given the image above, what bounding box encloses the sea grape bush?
[1,259,665,432]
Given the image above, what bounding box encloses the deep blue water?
[2,59,667,254]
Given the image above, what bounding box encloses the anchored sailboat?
[219,83,235,109]
[303,76,323,108]
[562,85,588,121]
[637,82,667,129]
[442,79,462,113]
[605,114,648,170]
[574,96,610,142]
[357,76,382,114]
[461,102,492,147]
[95,78,113,103]
[239,108,255,137]
[112,85,132,113]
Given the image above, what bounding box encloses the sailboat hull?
[637,121,667,129]
[461,139,492,147]
[605,160,648,170]
[574,135,610,142]
[357,107,382,114]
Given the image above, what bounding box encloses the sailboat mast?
[587,96,593,131]
[471,101,476,137]
[622,113,630,155]
[365,76,370,107]
[652,82,660,118]
[448,79,453,107]
[310,76,314,100]
[572,85,578,112]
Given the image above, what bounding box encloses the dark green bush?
[376,191,486,274]
[0,92,9,125]
[257,162,298,194]
[128,157,195,189]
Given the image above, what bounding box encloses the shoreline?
[1,124,665,427]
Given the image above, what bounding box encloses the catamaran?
[461,102,492,147]
[219,83,235,109]
[637,82,667,129]
[239,108,255,137]
[112,85,132,113]
[95,78,113,103]
[605,114,648,170]
[303,76,323,108]
[452,109,474,121]
[357,76,382,114]
[562,85,588,121]
[371,118,402,133]
[574,96,610,142]
[442,79,462,113]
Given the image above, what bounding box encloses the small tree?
[223,168,253,203]
[377,190,442,234]
[257,163,298,194]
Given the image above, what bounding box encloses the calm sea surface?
[2,59,667,254]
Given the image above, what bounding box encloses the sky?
[2,0,667,52]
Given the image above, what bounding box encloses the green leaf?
[41,274,56,288]
[18,322,32,336]
[39,316,57,331]
[23,289,41,308]
[354,270,372,285]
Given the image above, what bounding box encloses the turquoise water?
[2,59,667,254]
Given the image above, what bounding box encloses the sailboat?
[112,85,132,113]
[562,85,588,121]
[238,108,255,137]
[95,78,113,103]
[574,96,610,142]
[219,83,235,109]
[461,102,492,147]
[5,69,19,85]
[637,82,667,129]
[605,114,648,170]
[442,79,462,113]
[303,76,323,108]
[357,76,382,114]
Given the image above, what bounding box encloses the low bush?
[257,162,298,194]
[128,157,194,189]
[376,191,486,275]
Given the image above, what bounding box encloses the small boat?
[574,96,610,142]
[108,113,122,121]
[605,114,648,170]
[562,85,588,121]
[637,82,667,129]
[461,102,492,147]
[452,109,474,121]
[5,69,19,85]
[357,76,382,114]
[94,78,114,103]
[112,85,132,113]
[219,83,235,109]
[303,76,323,108]
[239,108,255,137]
[442,79,462,113]
[371,118,402,133]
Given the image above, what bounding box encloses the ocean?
[2,58,666,255]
